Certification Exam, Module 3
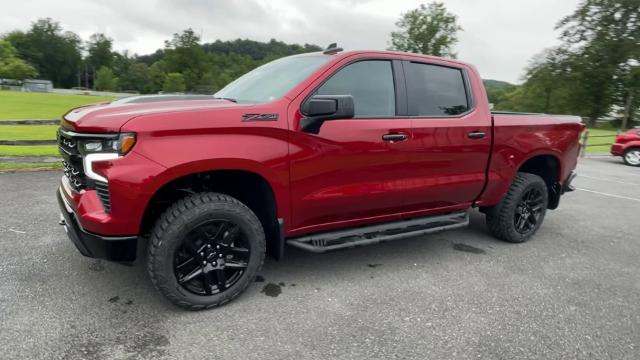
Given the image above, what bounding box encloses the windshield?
[214,55,331,104]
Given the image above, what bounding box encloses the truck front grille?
[59,128,87,192]
[59,134,79,156]
[58,129,112,212]
[62,160,86,190]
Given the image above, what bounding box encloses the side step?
[287,211,469,253]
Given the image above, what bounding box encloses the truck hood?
[61,99,242,133]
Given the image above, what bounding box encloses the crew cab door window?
[405,62,469,116]
[316,60,396,117]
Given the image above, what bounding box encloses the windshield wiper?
[213,97,237,103]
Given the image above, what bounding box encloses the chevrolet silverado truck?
[57,46,583,310]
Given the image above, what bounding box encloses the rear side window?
[316,60,396,117]
[405,62,470,116]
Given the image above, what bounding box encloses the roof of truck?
[294,49,474,69]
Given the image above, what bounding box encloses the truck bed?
[475,112,584,208]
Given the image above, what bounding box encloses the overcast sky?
[1,0,581,83]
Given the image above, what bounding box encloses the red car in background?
[611,128,640,166]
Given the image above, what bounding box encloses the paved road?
[0,157,638,360]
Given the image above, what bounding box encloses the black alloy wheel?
[147,192,265,310]
[485,172,549,243]
[174,220,251,295]
[513,187,545,235]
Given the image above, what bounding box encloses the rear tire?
[147,192,265,310]
[485,172,548,243]
[623,148,640,167]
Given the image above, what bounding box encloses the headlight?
[78,133,136,183]
[79,133,136,155]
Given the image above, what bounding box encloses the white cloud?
[0,0,581,83]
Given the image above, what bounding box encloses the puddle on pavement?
[452,243,486,254]
[261,283,282,297]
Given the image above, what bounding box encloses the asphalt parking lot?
[1,156,639,360]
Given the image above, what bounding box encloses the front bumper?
[611,143,624,156]
[57,188,137,262]
[610,143,624,156]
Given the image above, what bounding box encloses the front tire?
[623,148,640,167]
[147,192,265,310]
[485,172,548,243]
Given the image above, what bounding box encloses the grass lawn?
[0,91,114,170]
[0,145,59,156]
[0,91,114,120]
[0,162,62,171]
[584,128,618,153]
[0,125,58,140]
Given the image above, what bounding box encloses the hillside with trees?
[2,0,639,128]
[1,18,321,95]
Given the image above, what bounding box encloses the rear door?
[288,58,413,233]
[401,60,492,214]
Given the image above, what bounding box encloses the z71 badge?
[242,113,279,121]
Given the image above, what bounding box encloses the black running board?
[287,211,469,253]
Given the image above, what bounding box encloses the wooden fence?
[579,131,616,157]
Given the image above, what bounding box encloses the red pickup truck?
[57,46,583,310]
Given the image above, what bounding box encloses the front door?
[288,59,412,233]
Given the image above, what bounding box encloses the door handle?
[382,133,408,142]
[467,131,486,139]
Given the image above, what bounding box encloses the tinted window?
[406,62,469,116]
[316,60,395,117]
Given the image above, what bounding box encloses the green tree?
[94,66,118,91]
[202,38,321,60]
[0,40,37,79]
[507,48,582,115]
[194,71,218,94]
[86,33,114,70]
[389,2,462,58]
[163,72,185,93]
[556,0,640,126]
[148,62,167,94]
[111,51,134,77]
[163,29,207,91]
[118,62,152,93]
[3,18,81,87]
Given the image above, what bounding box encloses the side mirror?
[300,95,354,134]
